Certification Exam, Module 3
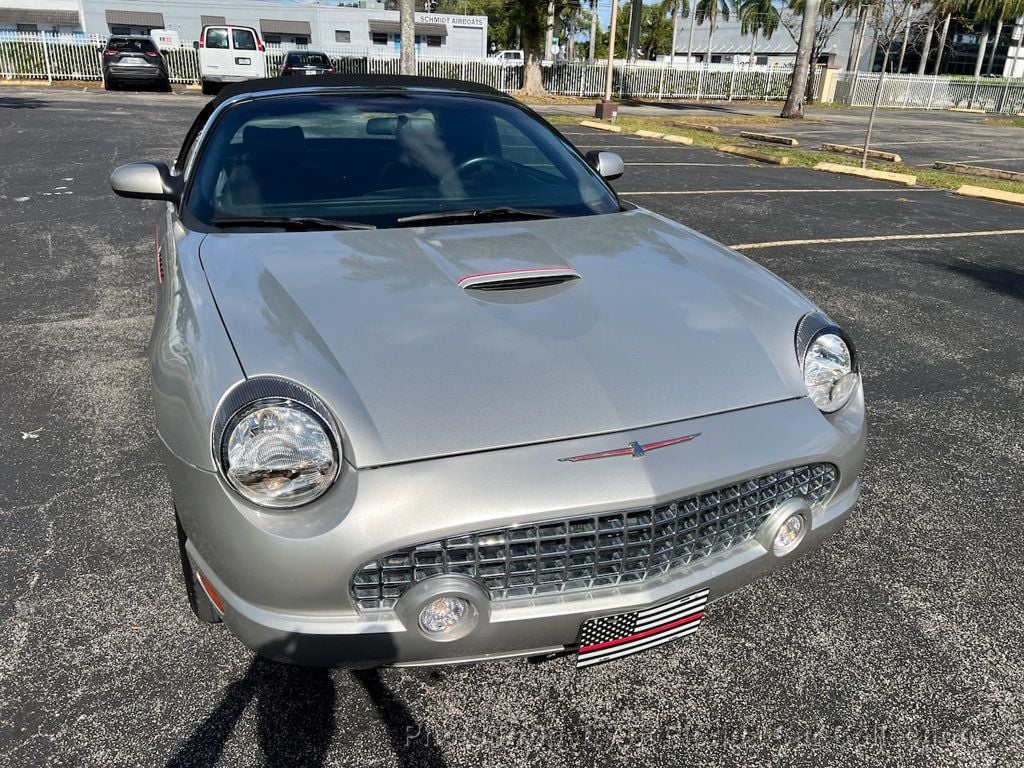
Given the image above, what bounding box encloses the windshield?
[109,38,158,53]
[187,93,620,229]
[287,52,330,66]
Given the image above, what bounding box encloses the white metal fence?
[834,71,1024,114]
[0,31,820,101]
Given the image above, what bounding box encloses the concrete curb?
[740,131,798,147]
[634,129,666,139]
[947,107,987,114]
[718,145,788,164]
[1,79,53,87]
[934,162,1024,183]
[673,121,720,134]
[956,184,1024,206]
[580,119,622,133]
[661,134,694,145]
[813,162,916,186]
[821,143,902,163]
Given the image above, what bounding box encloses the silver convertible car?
[111,76,866,668]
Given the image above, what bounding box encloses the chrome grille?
[351,463,838,610]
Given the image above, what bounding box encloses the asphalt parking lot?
[543,101,1024,172]
[2,86,1023,767]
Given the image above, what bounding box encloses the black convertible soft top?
[212,74,506,107]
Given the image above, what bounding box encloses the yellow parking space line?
[730,229,1024,251]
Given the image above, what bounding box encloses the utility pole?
[627,0,643,60]
[589,0,598,61]
[399,0,416,75]
[597,0,620,119]
[669,1,679,66]
[544,1,555,60]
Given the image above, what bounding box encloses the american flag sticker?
[576,589,709,668]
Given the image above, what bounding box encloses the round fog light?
[773,513,805,556]
[418,596,470,635]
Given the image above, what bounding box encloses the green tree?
[662,0,691,64]
[737,0,780,63]
[694,0,733,60]
[618,1,676,58]
[440,0,552,93]
[968,0,1024,76]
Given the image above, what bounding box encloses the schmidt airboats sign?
[418,14,485,28]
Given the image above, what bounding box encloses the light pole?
[596,0,620,119]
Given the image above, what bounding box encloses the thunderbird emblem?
[558,433,701,462]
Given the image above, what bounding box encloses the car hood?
[200,209,814,468]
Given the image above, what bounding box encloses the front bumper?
[168,391,866,667]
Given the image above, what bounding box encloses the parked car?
[195,24,267,95]
[110,75,866,668]
[489,49,524,64]
[281,50,336,76]
[101,36,170,91]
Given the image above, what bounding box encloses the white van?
[196,25,268,94]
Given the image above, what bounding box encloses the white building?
[0,0,81,34]
[1,0,488,57]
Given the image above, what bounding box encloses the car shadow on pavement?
[352,668,450,768]
[938,261,1024,303]
[164,640,448,767]
[165,655,336,768]
[0,96,47,109]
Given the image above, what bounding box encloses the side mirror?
[110,162,179,201]
[585,150,624,181]
[192,40,200,50]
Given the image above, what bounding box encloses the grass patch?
[980,117,1024,128]
[547,113,1024,195]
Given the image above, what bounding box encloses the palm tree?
[966,0,1024,77]
[694,0,733,62]
[737,0,781,64]
[928,0,963,74]
[987,0,1024,74]
[661,0,691,64]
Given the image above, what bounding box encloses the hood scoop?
[458,267,580,292]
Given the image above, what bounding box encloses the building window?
[264,34,281,45]
[294,35,308,45]
[16,23,38,32]
[371,32,387,45]
[110,25,131,35]
[756,56,768,66]
[335,30,350,43]
[426,35,442,47]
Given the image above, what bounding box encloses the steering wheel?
[442,155,521,186]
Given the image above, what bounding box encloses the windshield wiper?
[396,207,566,227]
[212,216,376,231]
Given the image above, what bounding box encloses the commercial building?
[0,0,488,57]
[669,13,1024,77]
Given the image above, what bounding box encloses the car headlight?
[214,379,341,508]
[796,312,859,413]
